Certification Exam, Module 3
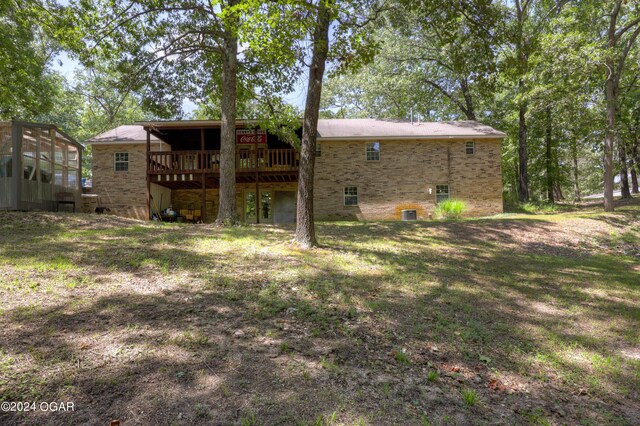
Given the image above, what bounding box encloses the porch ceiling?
[151,172,298,190]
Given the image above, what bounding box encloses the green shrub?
[427,370,439,382]
[461,388,480,406]
[435,199,466,219]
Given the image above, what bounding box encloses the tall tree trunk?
[603,1,622,212]
[630,159,639,194]
[216,28,239,225]
[515,1,529,203]
[518,94,529,202]
[619,138,631,198]
[603,59,616,211]
[295,1,332,248]
[460,78,476,121]
[513,158,519,201]
[545,107,554,203]
[631,138,640,193]
[571,139,581,201]
[553,183,564,201]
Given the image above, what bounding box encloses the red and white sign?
[236,129,267,145]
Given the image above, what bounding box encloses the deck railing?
[148,148,299,174]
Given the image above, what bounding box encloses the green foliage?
[320,356,340,373]
[319,1,640,203]
[34,66,153,177]
[507,201,564,215]
[321,1,505,120]
[62,0,304,119]
[435,199,466,220]
[0,0,60,119]
[461,388,480,406]
[393,347,410,364]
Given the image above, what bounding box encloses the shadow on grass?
[0,211,638,425]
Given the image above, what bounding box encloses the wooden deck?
[148,148,299,188]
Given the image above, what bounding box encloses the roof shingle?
[86,119,505,144]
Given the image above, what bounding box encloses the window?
[344,187,358,206]
[366,142,380,161]
[67,144,80,189]
[0,130,12,178]
[114,152,129,171]
[436,185,450,203]
[54,137,67,186]
[315,143,321,157]
[466,141,475,155]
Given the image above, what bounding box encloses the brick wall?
[91,142,170,220]
[313,138,503,220]
[92,138,503,221]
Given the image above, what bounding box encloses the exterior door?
[243,190,273,223]
[273,191,296,223]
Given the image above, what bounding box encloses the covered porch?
[143,120,300,223]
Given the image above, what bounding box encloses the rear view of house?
[86,119,505,222]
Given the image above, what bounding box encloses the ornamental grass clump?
[435,199,466,220]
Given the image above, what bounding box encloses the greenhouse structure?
[0,121,83,212]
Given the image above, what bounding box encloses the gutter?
[317,134,506,141]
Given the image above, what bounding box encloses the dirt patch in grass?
[0,201,639,425]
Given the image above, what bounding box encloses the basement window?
[436,185,450,203]
[344,187,358,206]
[466,141,475,154]
[114,152,129,171]
[366,142,380,161]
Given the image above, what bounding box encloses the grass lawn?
[0,202,638,425]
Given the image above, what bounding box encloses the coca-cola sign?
[236,129,267,145]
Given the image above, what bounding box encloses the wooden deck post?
[201,128,206,223]
[255,128,260,224]
[11,122,22,211]
[146,129,151,220]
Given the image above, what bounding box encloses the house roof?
[315,119,505,139]
[2,120,84,150]
[85,125,160,144]
[86,119,505,144]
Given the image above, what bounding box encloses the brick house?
[86,119,505,222]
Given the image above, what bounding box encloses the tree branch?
[615,25,640,87]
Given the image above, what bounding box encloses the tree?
[601,0,640,210]
[321,1,504,121]
[295,0,381,248]
[63,0,301,224]
[524,4,603,204]
[295,1,332,248]
[0,0,60,119]
[618,61,640,195]
[501,0,569,202]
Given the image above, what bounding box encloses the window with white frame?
[366,142,380,161]
[436,185,450,203]
[466,141,475,154]
[344,186,358,206]
[114,152,129,171]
